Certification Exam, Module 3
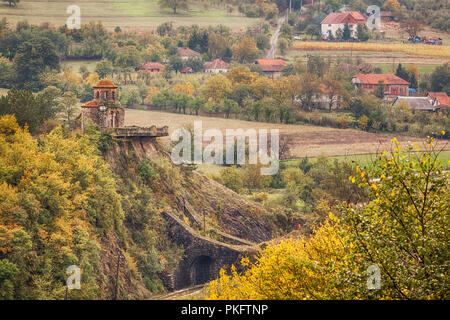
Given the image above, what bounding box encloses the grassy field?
[0,0,258,31]
[62,59,99,73]
[125,109,450,158]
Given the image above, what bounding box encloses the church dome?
[93,79,117,88]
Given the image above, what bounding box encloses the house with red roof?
[181,66,193,74]
[352,74,410,100]
[254,59,287,78]
[427,92,450,107]
[204,58,228,74]
[136,62,166,73]
[177,47,202,61]
[321,11,366,39]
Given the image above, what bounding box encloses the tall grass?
[293,41,450,59]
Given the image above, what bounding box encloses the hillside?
[0,117,282,299]
[0,0,258,31]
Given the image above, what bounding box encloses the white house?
[204,58,228,74]
[321,11,366,38]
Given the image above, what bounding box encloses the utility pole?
[289,0,292,14]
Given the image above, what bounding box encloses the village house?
[204,58,228,74]
[78,79,125,129]
[136,62,166,73]
[321,11,366,38]
[392,96,441,112]
[352,74,410,100]
[381,11,394,22]
[177,47,202,61]
[254,59,287,78]
[181,66,193,74]
[427,92,450,107]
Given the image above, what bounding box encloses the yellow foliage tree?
[173,82,194,97]
[144,86,160,105]
[226,66,259,86]
[85,72,100,86]
[200,75,232,103]
[207,218,358,300]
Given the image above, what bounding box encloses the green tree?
[374,80,386,99]
[396,63,409,82]
[158,0,189,14]
[431,63,450,94]
[59,91,79,127]
[356,23,369,42]
[342,23,351,41]
[14,38,60,90]
[95,59,113,79]
[343,138,449,299]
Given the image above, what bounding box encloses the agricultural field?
[0,0,258,31]
[292,41,450,59]
[125,109,450,159]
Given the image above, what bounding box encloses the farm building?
[392,97,440,112]
[427,92,450,107]
[136,62,166,73]
[254,59,287,78]
[181,66,193,74]
[79,79,124,129]
[352,74,410,100]
[381,11,394,22]
[204,58,228,74]
[321,11,366,38]
[177,47,202,60]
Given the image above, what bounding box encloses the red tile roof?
[81,100,101,108]
[93,79,117,88]
[322,11,366,24]
[353,74,410,86]
[255,59,287,66]
[254,59,287,73]
[204,58,228,70]
[177,47,201,57]
[428,92,450,106]
[181,66,193,73]
[137,62,165,71]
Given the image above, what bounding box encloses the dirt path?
[266,11,288,59]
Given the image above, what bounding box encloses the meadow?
[0,0,258,31]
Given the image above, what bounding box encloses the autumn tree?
[232,37,259,63]
[226,66,258,86]
[401,18,423,40]
[200,75,232,103]
[295,74,321,111]
[322,77,345,111]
